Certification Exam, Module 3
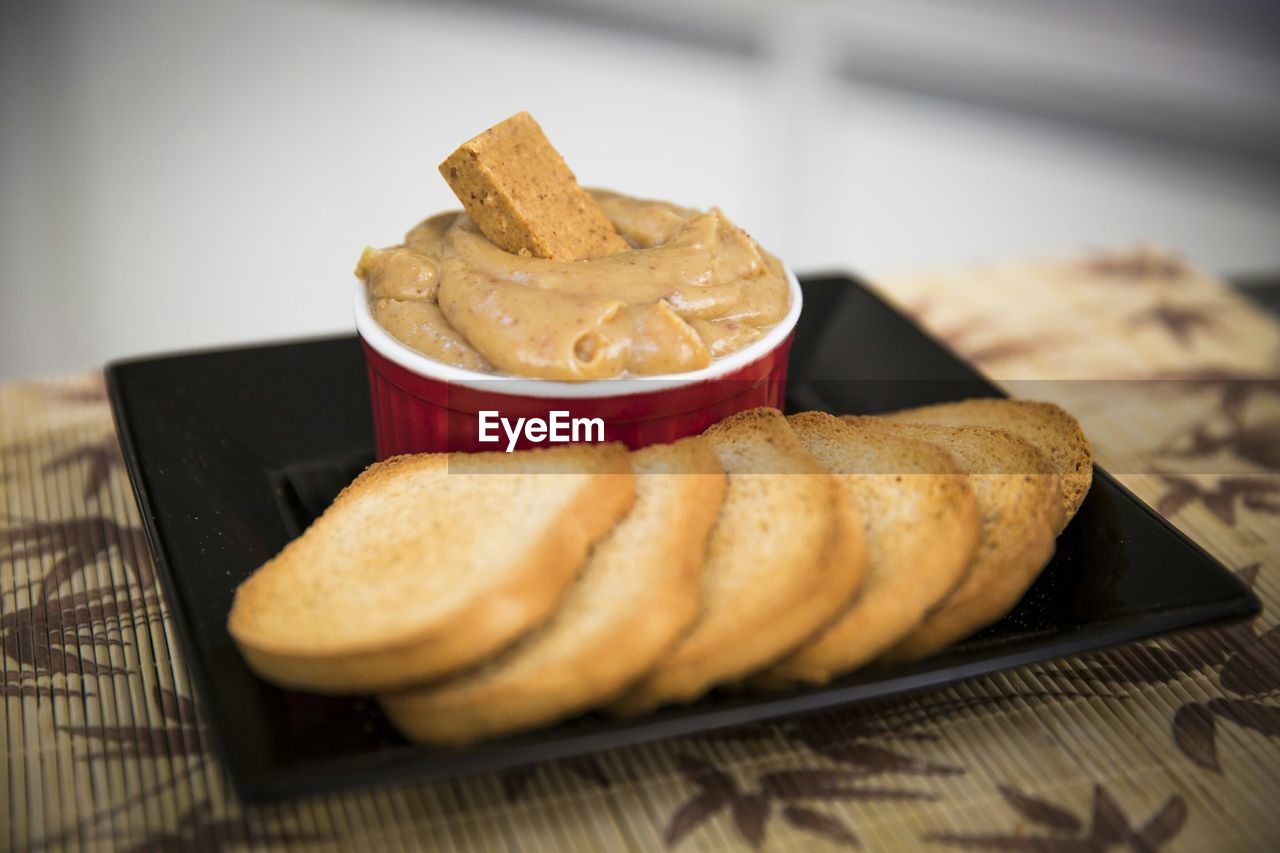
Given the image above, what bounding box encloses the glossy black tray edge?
[105,274,1260,801]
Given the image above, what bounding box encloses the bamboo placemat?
[3,247,1278,851]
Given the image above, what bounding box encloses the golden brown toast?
[378,437,726,743]
[844,418,1061,663]
[613,408,867,713]
[758,413,981,686]
[227,443,634,693]
[880,398,1092,528]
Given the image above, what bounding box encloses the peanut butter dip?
[356,191,790,381]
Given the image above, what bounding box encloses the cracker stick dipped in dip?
[355,112,790,381]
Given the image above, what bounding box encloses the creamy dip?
[356,190,790,381]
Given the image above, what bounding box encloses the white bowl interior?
[353,267,803,399]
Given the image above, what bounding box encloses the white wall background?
[3,0,1279,380]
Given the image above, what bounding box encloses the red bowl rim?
[353,267,802,399]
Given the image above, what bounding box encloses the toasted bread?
[880,399,1092,528]
[613,409,867,714]
[227,443,635,693]
[378,437,727,743]
[757,413,982,687]
[844,418,1062,663]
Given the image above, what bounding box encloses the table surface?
[3,247,1279,851]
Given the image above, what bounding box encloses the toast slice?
[844,418,1062,663]
[227,443,635,693]
[880,399,1092,528]
[378,437,727,743]
[757,413,982,687]
[613,408,867,714]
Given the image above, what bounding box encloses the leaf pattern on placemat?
[1154,475,1280,526]
[1172,703,1221,772]
[154,683,200,726]
[1147,369,1280,428]
[57,722,205,762]
[0,673,84,701]
[1128,304,1222,348]
[500,754,614,803]
[905,300,1077,368]
[665,756,737,847]
[110,800,329,853]
[1219,624,1280,695]
[1169,426,1280,473]
[44,433,127,502]
[1058,563,1280,771]
[2,515,152,595]
[665,753,933,849]
[781,711,965,778]
[1,515,157,682]
[1079,248,1190,282]
[1147,365,1280,473]
[780,805,859,848]
[46,674,206,766]
[1,588,147,679]
[928,784,1187,851]
[42,378,109,406]
[1055,605,1257,693]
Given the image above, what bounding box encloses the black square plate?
[107,275,1259,801]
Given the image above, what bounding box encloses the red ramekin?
[354,270,802,458]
